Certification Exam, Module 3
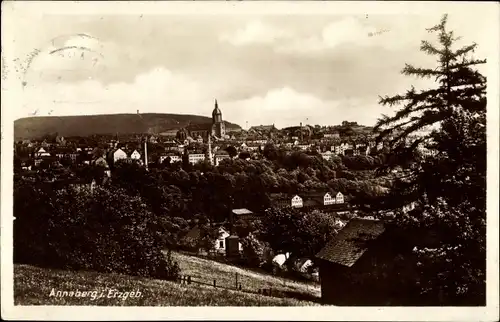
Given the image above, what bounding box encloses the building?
[324,192,336,205]
[108,148,128,163]
[291,195,303,208]
[316,218,386,305]
[211,99,226,138]
[214,150,230,166]
[34,147,51,158]
[159,154,182,164]
[323,132,340,139]
[321,151,334,161]
[315,218,441,306]
[188,153,206,165]
[230,208,258,225]
[130,150,141,160]
[176,99,226,142]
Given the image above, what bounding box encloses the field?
[14,253,322,306]
[172,252,321,301]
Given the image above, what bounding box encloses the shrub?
[14,182,180,281]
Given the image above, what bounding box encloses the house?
[291,195,303,208]
[109,148,127,163]
[333,191,344,204]
[159,154,182,164]
[272,252,291,268]
[188,153,205,165]
[214,150,230,166]
[230,208,256,224]
[92,156,109,168]
[214,227,243,255]
[130,150,141,160]
[34,147,51,158]
[315,218,431,306]
[268,193,304,209]
[324,192,335,205]
[321,151,334,161]
[323,132,340,139]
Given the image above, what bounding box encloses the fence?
[176,272,295,299]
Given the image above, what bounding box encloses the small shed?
[315,218,432,306]
[225,235,242,257]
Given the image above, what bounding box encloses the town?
[10,11,488,310]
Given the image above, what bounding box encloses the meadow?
[14,252,321,306]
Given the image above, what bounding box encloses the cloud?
[17,67,212,120]
[219,20,293,46]
[276,17,417,55]
[224,87,383,129]
[17,66,385,129]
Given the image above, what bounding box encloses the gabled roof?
[315,218,385,267]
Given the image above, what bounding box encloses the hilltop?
[14,113,241,140]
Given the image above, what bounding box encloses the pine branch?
[402,63,444,78]
[452,43,478,60]
[420,40,443,56]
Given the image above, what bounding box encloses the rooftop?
[315,218,385,267]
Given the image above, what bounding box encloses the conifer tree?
[373,14,487,304]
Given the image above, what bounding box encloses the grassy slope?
[172,252,321,300]
[14,252,321,306]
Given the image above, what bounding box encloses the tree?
[259,207,341,258]
[372,15,486,305]
[238,151,251,160]
[225,145,238,158]
[14,183,180,280]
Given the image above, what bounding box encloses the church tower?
[211,99,225,138]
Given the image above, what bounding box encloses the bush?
[240,234,265,267]
[14,182,180,281]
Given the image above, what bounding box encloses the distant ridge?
[14,113,241,140]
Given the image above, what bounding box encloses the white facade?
[291,195,303,208]
[188,153,205,165]
[214,228,243,253]
[322,151,333,161]
[35,147,51,158]
[272,252,291,267]
[324,193,335,205]
[159,155,181,164]
[113,148,128,163]
[335,192,344,204]
[215,154,230,166]
[130,150,141,160]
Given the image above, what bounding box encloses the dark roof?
[315,218,385,267]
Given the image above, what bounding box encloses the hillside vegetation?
[14,113,241,140]
[14,260,320,306]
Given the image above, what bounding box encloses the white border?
[1,1,499,321]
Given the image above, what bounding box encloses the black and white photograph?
[1,1,499,320]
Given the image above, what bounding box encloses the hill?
[14,113,241,140]
[14,252,321,306]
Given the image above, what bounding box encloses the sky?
[2,3,493,129]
